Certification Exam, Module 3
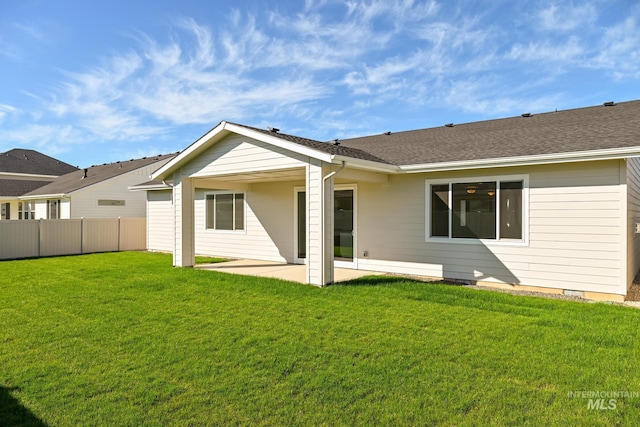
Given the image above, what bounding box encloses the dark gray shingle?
[336,100,640,166]
[23,154,176,196]
[0,149,78,175]
[0,179,52,197]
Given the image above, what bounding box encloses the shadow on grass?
[0,386,47,427]
[335,275,457,287]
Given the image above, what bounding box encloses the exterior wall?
[193,180,300,263]
[357,160,626,296]
[626,157,640,288]
[34,200,47,219]
[147,190,174,252]
[181,134,307,178]
[69,161,170,218]
[61,199,71,219]
[0,200,18,220]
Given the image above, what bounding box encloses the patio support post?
[306,160,334,286]
[173,174,195,267]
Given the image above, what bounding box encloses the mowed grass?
[1,252,640,426]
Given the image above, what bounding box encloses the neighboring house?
[0,148,79,220]
[21,154,176,219]
[143,100,640,301]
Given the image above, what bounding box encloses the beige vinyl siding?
[147,190,174,252]
[357,160,625,295]
[69,161,170,218]
[626,157,640,288]
[194,181,297,263]
[181,134,307,178]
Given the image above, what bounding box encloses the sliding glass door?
[295,186,356,268]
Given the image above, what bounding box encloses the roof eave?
[151,121,335,181]
[332,155,398,173]
[398,147,640,173]
[0,172,59,179]
[128,183,172,192]
[19,193,67,200]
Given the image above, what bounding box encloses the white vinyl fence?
[0,218,146,260]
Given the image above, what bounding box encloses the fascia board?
[332,155,399,173]
[152,122,335,180]
[19,193,66,200]
[223,123,334,162]
[0,172,59,179]
[152,122,227,180]
[128,184,171,192]
[399,147,640,173]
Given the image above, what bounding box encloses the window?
[428,178,525,241]
[1,203,10,220]
[47,199,61,219]
[98,199,125,206]
[18,201,35,220]
[205,192,244,231]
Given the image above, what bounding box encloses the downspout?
[322,161,346,183]
[319,161,346,286]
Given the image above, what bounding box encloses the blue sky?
[1,0,639,168]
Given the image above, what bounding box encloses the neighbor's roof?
[0,179,52,197]
[22,153,177,197]
[336,100,640,166]
[0,148,79,176]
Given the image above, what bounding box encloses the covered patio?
[150,121,394,287]
[195,259,383,284]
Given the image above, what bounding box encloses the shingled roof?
[231,123,391,164]
[336,100,640,166]
[23,153,176,197]
[0,179,52,197]
[0,148,78,176]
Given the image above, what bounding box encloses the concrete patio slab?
[195,259,383,284]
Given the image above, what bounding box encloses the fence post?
[38,219,42,258]
[80,217,84,254]
[117,217,121,252]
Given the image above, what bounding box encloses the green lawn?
[1,252,639,426]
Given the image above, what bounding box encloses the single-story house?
[20,154,176,219]
[143,100,640,301]
[0,148,79,220]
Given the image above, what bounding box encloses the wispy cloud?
[506,36,584,64]
[2,0,640,163]
[591,17,640,79]
[0,104,19,121]
[537,3,597,32]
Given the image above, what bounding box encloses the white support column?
[306,160,334,286]
[323,171,335,285]
[173,174,195,267]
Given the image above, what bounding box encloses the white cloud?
[591,17,640,78]
[507,36,584,64]
[0,104,19,121]
[5,0,640,160]
[537,3,597,32]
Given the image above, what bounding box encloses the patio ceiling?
[192,167,306,184]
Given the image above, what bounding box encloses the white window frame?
[18,201,35,220]
[425,174,529,246]
[47,199,61,220]
[204,191,246,234]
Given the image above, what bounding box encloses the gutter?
[323,160,346,183]
[399,146,640,174]
[18,193,67,200]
